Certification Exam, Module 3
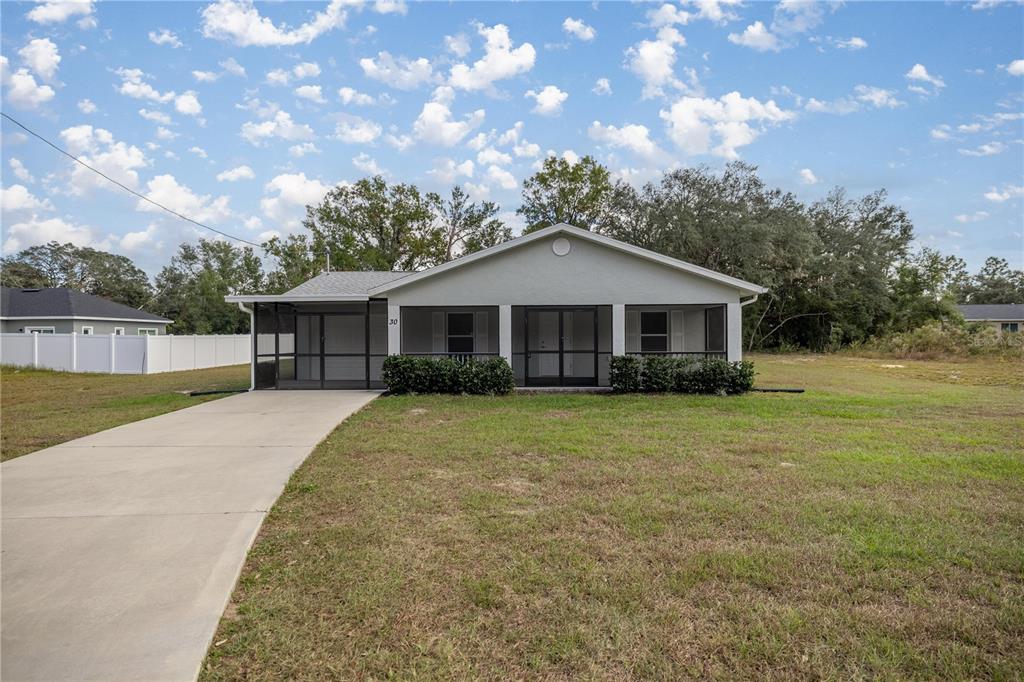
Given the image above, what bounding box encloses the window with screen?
[447,312,474,353]
[640,311,668,352]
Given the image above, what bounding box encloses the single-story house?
[226,224,767,390]
[957,303,1023,333]
[0,287,171,335]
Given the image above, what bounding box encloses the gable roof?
[368,224,767,296]
[284,271,412,296]
[0,287,171,323]
[957,303,1023,321]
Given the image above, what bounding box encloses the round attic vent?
[552,237,572,256]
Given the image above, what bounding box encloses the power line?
[1,111,262,248]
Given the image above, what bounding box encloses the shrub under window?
[382,355,514,395]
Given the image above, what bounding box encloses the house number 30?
[388,318,399,325]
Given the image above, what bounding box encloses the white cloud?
[958,141,1007,156]
[148,29,182,48]
[288,142,321,157]
[266,68,291,86]
[139,108,172,124]
[983,184,1024,202]
[333,114,382,143]
[805,85,903,114]
[477,146,512,165]
[373,0,407,15]
[660,91,795,159]
[292,61,321,79]
[19,38,61,81]
[525,85,568,116]
[413,86,485,146]
[241,110,315,145]
[385,132,414,151]
[26,0,95,25]
[188,146,208,158]
[647,0,741,26]
[1,57,56,108]
[77,98,97,114]
[835,36,868,50]
[58,125,148,194]
[201,0,349,47]
[592,77,612,96]
[853,85,903,109]
[193,70,219,82]
[771,0,826,36]
[138,174,232,223]
[156,126,177,140]
[905,63,945,95]
[954,211,989,223]
[174,91,202,116]
[588,120,664,160]
[295,84,326,103]
[1005,59,1024,76]
[449,23,536,92]
[728,21,779,52]
[0,184,54,212]
[338,86,375,105]
[444,33,471,58]
[9,158,34,183]
[115,67,174,103]
[220,57,246,77]
[930,124,951,140]
[217,165,255,182]
[427,157,474,182]
[624,26,692,99]
[3,216,108,253]
[485,165,517,190]
[260,172,332,228]
[799,168,818,184]
[360,52,434,90]
[352,152,385,175]
[119,224,160,252]
[563,17,596,41]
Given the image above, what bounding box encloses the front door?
[525,307,597,386]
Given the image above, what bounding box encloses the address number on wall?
[388,318,399,325]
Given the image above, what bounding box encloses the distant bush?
[382,355,514,395]
[855,321,1024,360]
[610,355,755,395]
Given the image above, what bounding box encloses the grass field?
[201,354,1023,680]
[0,364,249,461]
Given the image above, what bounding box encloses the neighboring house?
[227,224,767,390]
[0,287,171,335]
[957,303,1023,333]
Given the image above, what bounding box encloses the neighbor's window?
[446,312,474,353]
[640,311,668,352]
[138,328,158,336]
[1002,322,1020,333]
[81,326,94,335]
[25,326,55,334]
[114,327,125,335]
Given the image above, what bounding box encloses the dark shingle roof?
[0,287,170,322]
[284,271,412,296]
[957,304,1024,321]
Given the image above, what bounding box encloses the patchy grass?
[202,354,1023,680]
[1,364,249,460]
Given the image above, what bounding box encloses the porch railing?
[627,351,727,360]
[401,352,501,364]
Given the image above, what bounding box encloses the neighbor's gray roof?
[957,303,1024,321]
[0,287,171,322]
[284,271,412,297]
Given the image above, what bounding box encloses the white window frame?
[25,326,55,334]
[114,327,125,335]
[138,327,158,336]
[81,326,94,335]
[1001,322,1020,333]
[639,311,669,353]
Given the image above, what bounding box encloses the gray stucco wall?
[1,319,167,335]
[384,234,743,307]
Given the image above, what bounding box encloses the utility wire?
[1,111,262,247]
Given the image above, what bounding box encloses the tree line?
[2,157,1021,347]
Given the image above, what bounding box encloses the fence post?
[71,331,77,371]
[110,333,116,374]
[142,333,150,374]
[32,331,39,368]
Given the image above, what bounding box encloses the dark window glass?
[706,306,725,351]
[640,311,667,335]
[448,336,474,353]
[447,312,474,336]
[641,335,668,352]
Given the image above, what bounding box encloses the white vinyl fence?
[0,333,250,374]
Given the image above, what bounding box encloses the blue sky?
[1,0,1021,275]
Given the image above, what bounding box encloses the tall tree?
[152,239,264,334]
[0,242,153,308]
[889,248,967,332]
[431,185,511,263]
[518,155,614,232]
[959,257,1024,304]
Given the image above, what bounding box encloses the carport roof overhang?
[224,294,372,303]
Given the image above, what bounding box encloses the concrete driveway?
[1,390,379,682]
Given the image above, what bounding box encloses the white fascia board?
[223,294,369,303]
[0,315,171,323]
[367,223,768,296]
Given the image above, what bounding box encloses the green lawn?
[0,364,249,461]
[201,354,1023,680]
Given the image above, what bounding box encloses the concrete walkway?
[2,390,378,682]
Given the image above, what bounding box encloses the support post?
[612,304,626,355]
[387,304,401,355]
[499,304,512,365]
[32,331,39,368]
[726,302,742,362]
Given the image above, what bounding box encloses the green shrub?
[609,355,642,393]
[856,321,1024,359]
[676,358,754,395]
[640,355,678,392]
[382,355,514,395]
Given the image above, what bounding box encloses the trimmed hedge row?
[382,355,515,395]
[609,355,755,395]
